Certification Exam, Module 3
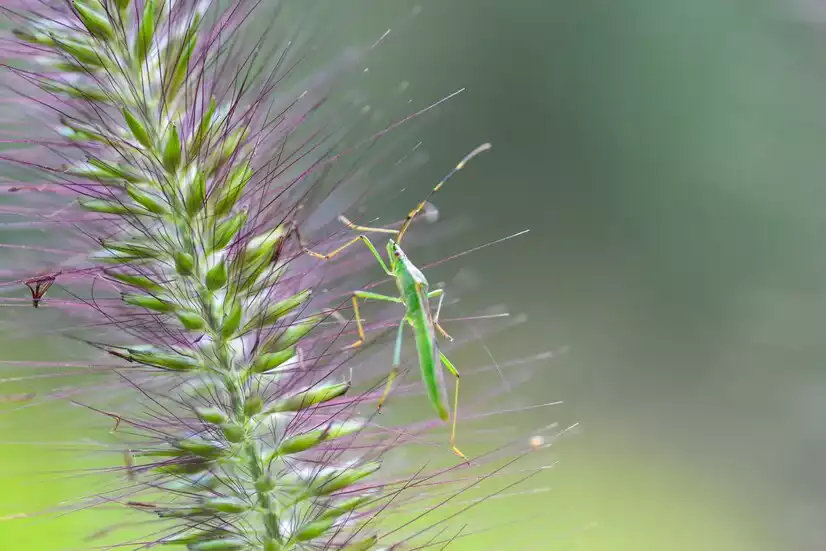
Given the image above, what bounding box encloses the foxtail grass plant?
[0,1,557,549]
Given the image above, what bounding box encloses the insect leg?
[376,368,399,413]
[353,291,403,303]
[376,318,407,412]
[427,289,454,342]
[440,351,468,462]
[377,318,405,412]
[304,234,393,275]
[347,296,365,349]
[392,315,406,366]
[339,215,399,235]
[345,291,402,349]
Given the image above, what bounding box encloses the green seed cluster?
[13,2,383,549]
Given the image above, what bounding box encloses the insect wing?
[25,275,56,308]
[418,286,449,407]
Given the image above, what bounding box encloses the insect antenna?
[396,142,492,244]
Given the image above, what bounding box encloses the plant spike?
[2,2,544,549]
[3,2,391,548]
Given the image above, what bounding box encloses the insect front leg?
[303,234,393,276]
[345,290,403,349]
[440,351,468,463]
[427,288,454,342]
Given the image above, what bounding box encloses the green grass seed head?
[0,1,552,549]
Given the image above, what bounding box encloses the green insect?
[304,143,492,461]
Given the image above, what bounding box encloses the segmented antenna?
[397,143,492,243]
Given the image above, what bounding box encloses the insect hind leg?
[376,318,405,414]
[345,295,366,349]
[440,351,469,463]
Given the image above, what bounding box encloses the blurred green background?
[4,0,826,549]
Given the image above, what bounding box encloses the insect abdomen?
[410,308,449,422]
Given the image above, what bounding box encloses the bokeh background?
[4,0,826,549]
